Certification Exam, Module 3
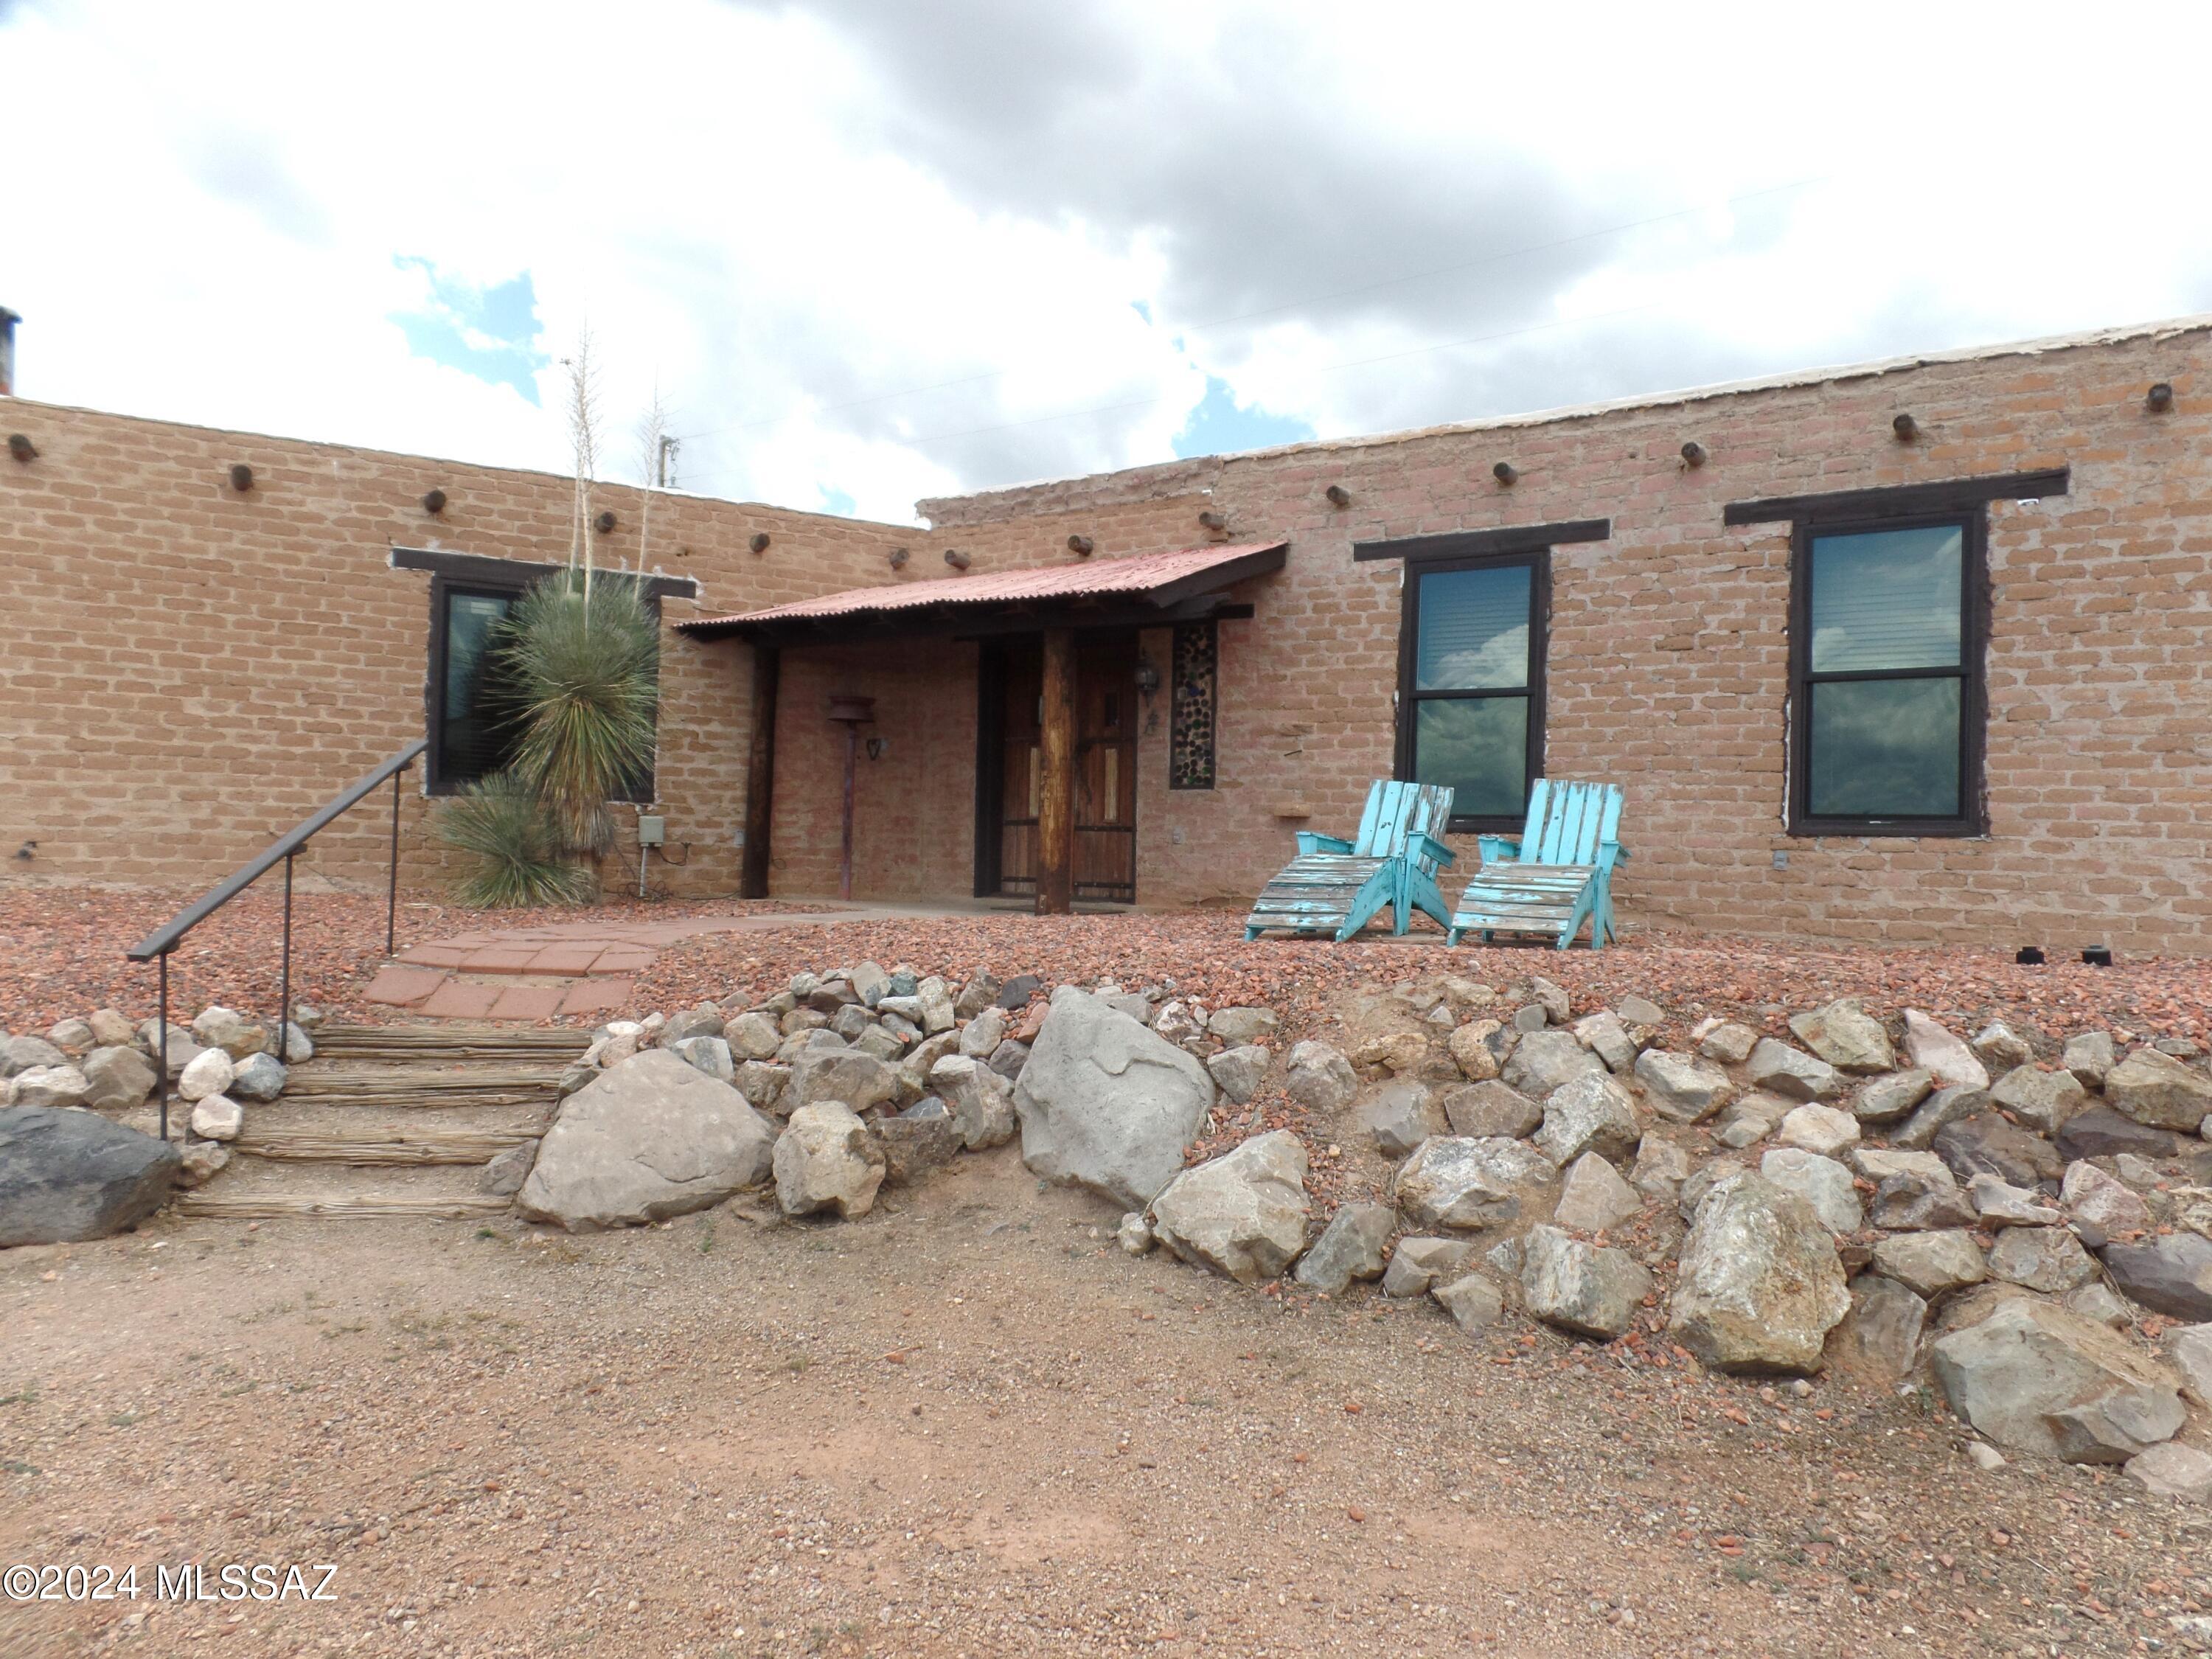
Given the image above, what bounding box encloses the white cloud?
[6,0,2212,525]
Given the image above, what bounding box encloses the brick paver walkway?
[359,904,1011,1021]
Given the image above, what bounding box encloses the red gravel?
[0,883,815,1032]
[636,910,2212,1049]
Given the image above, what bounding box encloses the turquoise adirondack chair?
[1245,781,1456,942]
[1447,779,1628,950]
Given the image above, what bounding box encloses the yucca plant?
[435,772,600,907]
[495,571,660,858]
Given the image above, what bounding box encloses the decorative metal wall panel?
[1169,620,1217,790]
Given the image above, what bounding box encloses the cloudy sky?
[6,0,2211,524]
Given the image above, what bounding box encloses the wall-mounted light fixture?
[594,510,617,534]
[1197,509,1228,532]
[887,546,909,569]
[1325,483,1351,507]
[1134,655,1161,697]
[1891,414,1920,442]
[229,463,255,492]
[1492,461,1518,484]
[943,547,972,570]
[748,532,771,554]
[422,488,448,515]
[2148,381,2175,413]
[1067,534,1094,556]
[7,433,35,463]
[1680,441,1708,467]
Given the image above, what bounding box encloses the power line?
[672,175,1824,448]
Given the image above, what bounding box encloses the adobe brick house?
[3,316,2208,951]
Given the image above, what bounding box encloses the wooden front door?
[981,634,1138,902]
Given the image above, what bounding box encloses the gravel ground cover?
[4,1155,2208,1659]
[0,885,821,1031]
[637,911,2212,1055]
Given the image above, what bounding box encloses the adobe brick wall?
[0,397,915,898]
[10,317,2211,956]
[920,321,2212,953]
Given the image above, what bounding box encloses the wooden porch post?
[1037,627,1077,915]
[739,643,779,900]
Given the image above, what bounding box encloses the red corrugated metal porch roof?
[676,542,1284,643]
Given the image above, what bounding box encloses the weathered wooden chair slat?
[1245,780,1456,942]
[1447,779,1627,950]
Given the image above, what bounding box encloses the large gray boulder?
[2103,1234,2212,1322]
[518,1050,778,1231]
[2104,1048,2212,1133]
[1534,1071,1641,1166]
[1789,998,1896,1074]
[1148,1130,1310,1285]
[1394,1136,1555,1231]
[1667,1173,1850,1374]
[1520,1223,1652,1339]
[1013,988,1214,1208]
[1293,1200,1395,1295]
[0,1107,181,1246]
[773,1102,888,1220]
[1930,1298,2185,1464]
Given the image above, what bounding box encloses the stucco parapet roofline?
[917,312,2212,526]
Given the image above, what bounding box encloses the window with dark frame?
[423,569,661,801]
[1726,467,2067,841]
[1791,516,1981,834]
[1394,549,1548,833]
[432,584,523,790]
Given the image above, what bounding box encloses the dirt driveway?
[3,1153,2205,1659]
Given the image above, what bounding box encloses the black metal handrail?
[127,740,426,1139]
